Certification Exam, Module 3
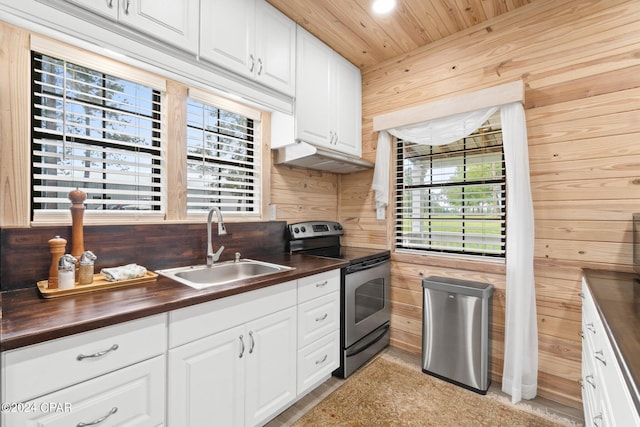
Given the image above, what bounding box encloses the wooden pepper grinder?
[68,188,86,261]
[47,235,67,289]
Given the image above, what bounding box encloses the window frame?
[31,52,165,220]
[394,115,506,260]
[25,36,269,226]
[185,88,263,218]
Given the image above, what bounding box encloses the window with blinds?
[186,96,260,214]
[31,53,163,217]
[395,112,505,258]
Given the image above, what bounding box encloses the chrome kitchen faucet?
[206,207,227,267]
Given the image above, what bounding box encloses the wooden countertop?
[0,254,347,351]
[582,269,640,412]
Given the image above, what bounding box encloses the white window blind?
[31,53,164,218]
[395,112,506,257]
[186,96,260,215]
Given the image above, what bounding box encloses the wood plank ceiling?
[267,0,538,69]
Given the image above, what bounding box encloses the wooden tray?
[37,271,158,298]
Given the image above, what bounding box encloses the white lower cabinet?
[1,270,343,427]
[1,315,167,426]
[581,277,640,426]
[168,280,298,427]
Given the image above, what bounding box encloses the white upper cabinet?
[200,0,296,96]
[63,0,119,19]
[64,0,200,53]
[120,0,199,54]
[333,55,362,155]
[295,26,362,157]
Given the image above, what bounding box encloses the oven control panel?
[288,221,344,239]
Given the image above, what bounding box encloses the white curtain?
[372,101,537,403]
[500,102,538,402]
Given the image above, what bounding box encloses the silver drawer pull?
[249,331,255,354]
[315,281,328,288]
[579,331,584,339]
[585,322,596,334]
[239,335,245,358]
[315,354,328,365]
[315,313,328,322]
[594,350,607,366]
[77,344,119,361]
[585,375,596,389]
[77,407,117,426]
[579,292,585,299]
[593,413,603,427]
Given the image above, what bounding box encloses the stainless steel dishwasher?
[421,276,494,394]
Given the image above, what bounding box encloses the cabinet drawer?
[297,270,340,303]
[596,335,640,425]
[298,291,339,348]
[2,355,165,427]
[2,314,166,402]
[297,330,339,396]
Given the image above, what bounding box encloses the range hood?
[275,141,374,174]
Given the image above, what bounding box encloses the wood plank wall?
[337,0,640,409]
[271,160,339,224]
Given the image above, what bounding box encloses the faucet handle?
[212,245,225,262]
[235,252,241,263]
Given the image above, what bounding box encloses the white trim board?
[372,80,524,132]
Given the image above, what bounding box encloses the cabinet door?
[333,56,362,156]
[2,356,165,427]
[295,27,332,147]
[200,0,255,79]
[168,325,245,427]
[119,0,199,54]
[254,0,295,96]
[63,0,119,19]
[245,306,297,427]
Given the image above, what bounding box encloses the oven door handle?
[346,257,390,274]
[345,323,390,357]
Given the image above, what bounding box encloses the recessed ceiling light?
[372,0,396,15]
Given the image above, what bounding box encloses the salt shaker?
[78,251,97,285]
[58,254,78,290]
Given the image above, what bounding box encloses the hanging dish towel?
[100,263,147,281]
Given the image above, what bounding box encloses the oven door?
[344,258,391,348]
